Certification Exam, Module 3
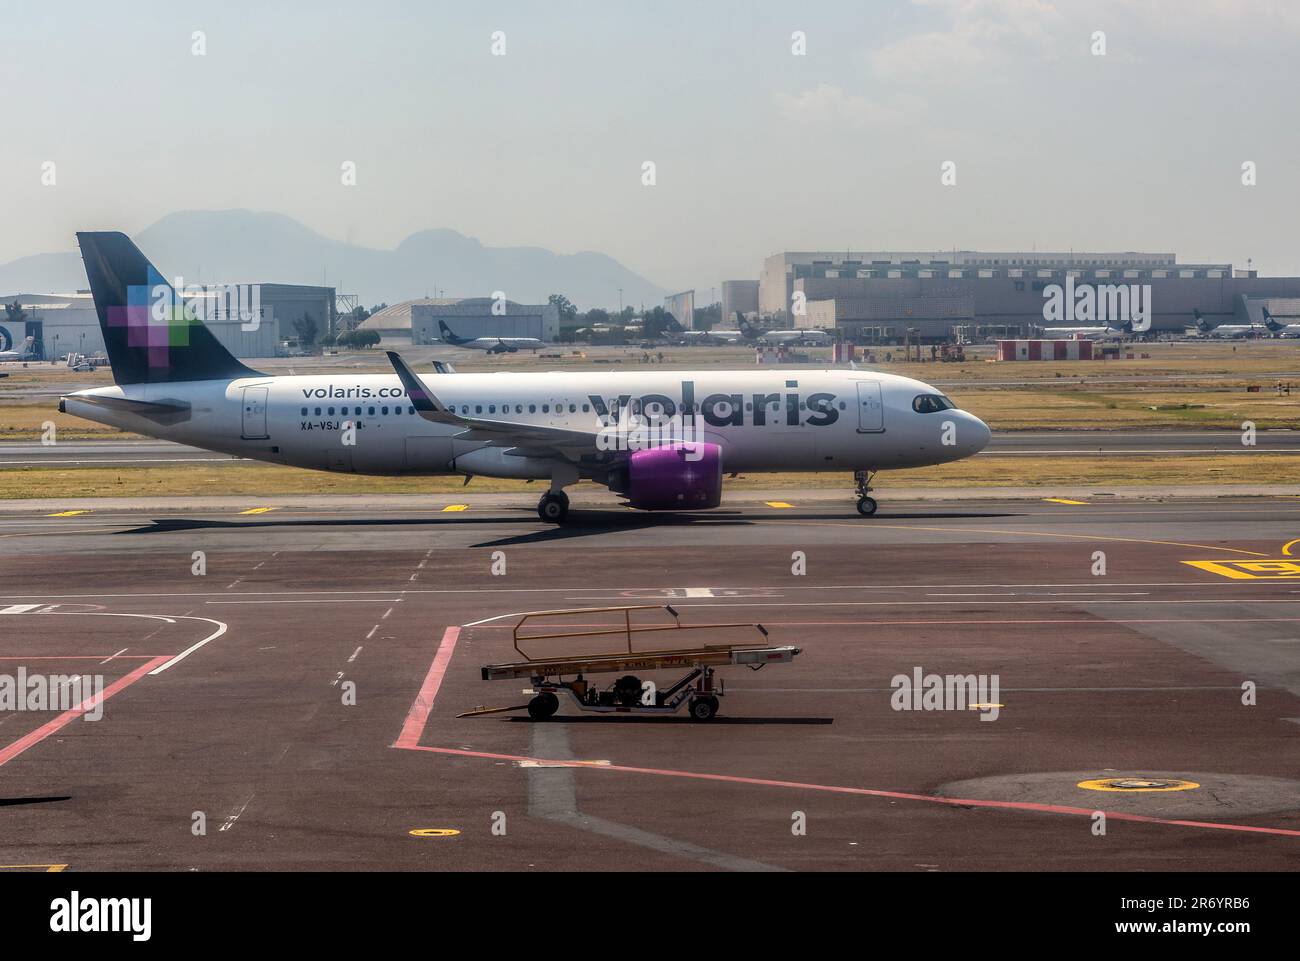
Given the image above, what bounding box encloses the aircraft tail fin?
[437,319,465,344]
[1262,306,1283,331]
[77,232,260,385]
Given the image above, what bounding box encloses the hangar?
[751,250,1300,342]
[360,297,560,346]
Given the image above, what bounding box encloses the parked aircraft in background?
[437,319,544,353]
[738,316,833,346]
[1190,308,1269,339]
[1263,307,1300,337]
[1038,319,1134,341]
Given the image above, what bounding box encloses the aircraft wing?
[385,351,601,458]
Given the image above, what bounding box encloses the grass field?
[0,454,1292,500]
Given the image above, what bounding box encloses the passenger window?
[582,403,589,413]
[314,407,321,416]
[476,405,483,414]
[568,403,577,413]
[408,406,415,415]
[529,404,537,413]
[328,407,335,416]
[301,407,308,416]
[382,406,389,415]
[489,405,496,413]
[368,406,375,416]
[543,404,550,413]
[516,404,523,413]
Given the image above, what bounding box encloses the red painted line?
[0,655,168,768]
[393,626,461,749]
[400,744,1300,840]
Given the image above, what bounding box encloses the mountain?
[0,210,667,310]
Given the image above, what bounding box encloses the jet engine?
[612,442,723,511]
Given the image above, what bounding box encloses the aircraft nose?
[966,413,992,453]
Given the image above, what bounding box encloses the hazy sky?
[5,0,1300,297]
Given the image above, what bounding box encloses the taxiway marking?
[407,744,1300,840]
[795,520,1273,557]
[0,655,169,769]
[394,626,461,749]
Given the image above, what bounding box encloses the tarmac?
[1,493,1299,871]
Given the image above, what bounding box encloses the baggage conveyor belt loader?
[462,605,801,722]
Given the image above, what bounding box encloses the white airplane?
[0,332,34,361]
[62,232,990,521]
[437,319,543,353]
[672,329,741,346]
[1189,308,1267,339]
[739,318,832,346]
[1037,319,1133,341]
[1263,307,1300,338]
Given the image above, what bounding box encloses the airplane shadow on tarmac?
[0,796,72,807]
[507,715,834,725]
[109,508,1018,548]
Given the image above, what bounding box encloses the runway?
[1,497,1299,871]
[3,429,1299,466]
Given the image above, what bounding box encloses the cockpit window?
[912,394,955,414]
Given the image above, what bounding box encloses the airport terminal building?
[755,250,1300,342]
[360,298,560,345]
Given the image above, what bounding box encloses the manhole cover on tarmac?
[1077,777,1200,793]
[936,771,1300,817]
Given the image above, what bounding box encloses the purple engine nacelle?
[621,443,723,511]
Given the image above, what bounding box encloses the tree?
[640,306,677,338]
[548,293,578,325]
[336,328,381,350]
[293,312,319,350]
[693,301,721,330]
[582,307,610,327]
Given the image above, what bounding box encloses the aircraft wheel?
[856,496,878,517]
[528,692,559,720]
[537,491,569,524]
[688,696,719,722]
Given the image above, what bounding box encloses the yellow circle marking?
[1077,777,1200,793]
[1281,537,1300,556]
[408,828,460,838]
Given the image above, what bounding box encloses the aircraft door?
[241,386,269,439]
[855,381,884,433]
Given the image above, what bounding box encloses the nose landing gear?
[854,470,878,517]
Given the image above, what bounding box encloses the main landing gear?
[854,469,878,517]
[537,490,570,523]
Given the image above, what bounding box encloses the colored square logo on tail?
[104,267,198,370]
